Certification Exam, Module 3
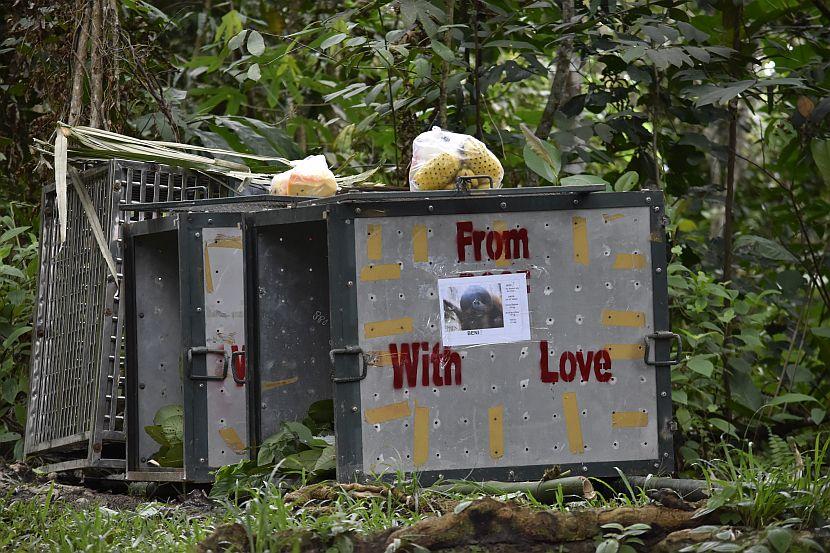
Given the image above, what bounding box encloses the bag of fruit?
[409,127,504,191]
[269,155,337,197]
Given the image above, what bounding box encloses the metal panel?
[352,208,658,477]
[126,228,183,477]
[249,221,332,445]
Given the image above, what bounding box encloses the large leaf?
[520,123,561,179]
[560,174,609,186]
[613,171,639,191]
[686,356,714,377]
[767,393,819,406]
[810,138,830,187]
[734,235,798,263]
[523,144,558,183]
[246,30,265,56]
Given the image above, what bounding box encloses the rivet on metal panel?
[656,267,663,273]
[351,406,358,413]
[573,199,579,205]
[654,462,660,468]
[661,391,667,397]
[355,208,362,214]
[646,196,652,204]
[200,458,206,463]
[653,206,660,212]
[139,383,145,390]
[428,205,434,212]
[196,307,202,312]
[346,219,352,224]
[582,466,588,472]
[508,470,515,480]
[500,202,507,209]
[195,232,200,238]
[207,218,213,225]
[199,383,205,388]
[664,452,669,458]
[347,281,354,287]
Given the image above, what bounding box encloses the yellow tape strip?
[493,221,510,267]
[218,427,246,454]
[489,405,505,459]
[364,317,413,339]
[562,392,584,454]
[602,309,645,327]
[572,216,589,265]
[413,402,429,467]
[603,213,625,223]
[359,263,401,281]
[613,253,646,270]
[262,376,299,391]
[612,411,649,428]
[210,237,243,249]
[367,224,382,260]
[412,224,429,263]
[604,343,645,360]
[365,400,411,424]
[204,247,214,294]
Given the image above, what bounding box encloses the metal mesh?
[25,160,233,464]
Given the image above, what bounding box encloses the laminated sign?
[244,189,677,484]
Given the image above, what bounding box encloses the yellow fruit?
[461,138,504,186]
[453,168,486,189]
[413,152,461,190]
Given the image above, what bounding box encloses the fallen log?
[431,476,595,502]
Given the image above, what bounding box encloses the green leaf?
[520,123,561,178]
[431,40,455,62]
[766,528,792,553]
[312,444,336,473]
[3,325,31,348]
[0,432,21,443]
[228,30,246,51]
[811,327,830,339]
[811,408,826,425]
[246,30,265,56]
[613,171,639,191]
[767,393,819,406]
[596,539,620,553]
[709,418,737,437]
[0,265,25,279]
[247,63,261,81]
[523,144,557,183]
[811,139,830,186]
[0,226,29,243]
[560,174,609,186]
[734,235,798,263]
[321,33,348,50]
[686,356,714,377]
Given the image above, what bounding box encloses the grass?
[1,436,828,552]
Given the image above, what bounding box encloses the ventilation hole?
[525,447,529,452]
[462,386,468,392]
[574,284,582,292]
[491,385,497,391]
[397,230,403,236]
[464,449,470,455]
[404,422,409,428]
[399,293,404,299]
[605,282,613,289]
[581,410,587,416]
[373,424,380,430]
[639,376,646,383]
[490,352,495,359]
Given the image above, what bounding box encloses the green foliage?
[144,405,184,468]
[595,523,650,553]
[0,207,38,461]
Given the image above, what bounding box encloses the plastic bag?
[269,155,337,197]
[409,127,504,191]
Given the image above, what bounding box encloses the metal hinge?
[187,346,228,381]
[329,346,368,383]
[643,331,682,367]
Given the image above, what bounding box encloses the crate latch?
[329,346,368,383]
[187,346,228,381]
[643,331,682,367]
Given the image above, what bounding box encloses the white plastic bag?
[409,127,504,191]
[269,155,337,197]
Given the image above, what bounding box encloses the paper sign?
[438,273,531,346]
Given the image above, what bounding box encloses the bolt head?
[654,462,660,468]
[351,406,358,413]
[199,383,205,388]
[428,205,434,212]
[195,232,200,238]
[582,466,588,472]
[661,391,667,397]
[573,199,579,205]
[196,307,202,312]
[646,196,652,204]
[656,267,663,273]
[663,452,669,458]
[347,281,354,287]
[653,206,660,212]
[200,458,206,463]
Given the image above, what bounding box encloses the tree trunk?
[437,0,455,128]
[535,0,575,140]
[89,0,105,129]
[68,1,92,126]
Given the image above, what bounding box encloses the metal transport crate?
[124,198,297,482]
[25,160,236,474]
[244,187,679,484]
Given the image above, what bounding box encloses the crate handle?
[643,331,682,367]
[187,346,228,380]
[329,346,368,383]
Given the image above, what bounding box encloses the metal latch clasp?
[643,331,682,367]
[187,346,228,380]
[329,346,368,383]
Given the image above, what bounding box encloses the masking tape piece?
[359,263,401,281]
[204,247,214,294]
[262,376,299,391]
[367,224,382,260]
[572,216,589,265]
[489,405,505,459]
[412,224,429,263]
[602,309,645,327]
[493,221,510,267]
[612,411,649,428]
[365,400,411,424]
[562,392,584,455]
[603,213,625,223]
[364,317,413,339]
[368,350,394,367]
[218,427,246,454]
[413,403,429,467]
[209,237,243,249]
[613,253,646,270]
[604,343,645,360]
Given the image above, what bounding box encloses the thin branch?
[535,0,575,140]
[68,1,92,126]
[438,0,455,128]
[89,0,105,128]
